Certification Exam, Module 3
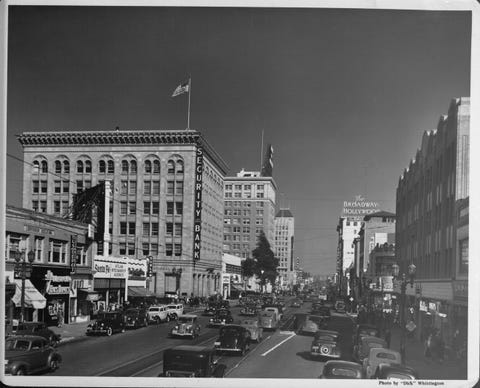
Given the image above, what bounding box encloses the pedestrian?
[434,330,445,363]
[384,328,391,348]
[424,331,433,362]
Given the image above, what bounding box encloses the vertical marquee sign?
[193,146,204,261]
[70,235,78,274]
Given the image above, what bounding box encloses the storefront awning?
[11,279,46,309]
[128,286,156,298]
[230,284,244,292]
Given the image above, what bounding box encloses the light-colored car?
[147,305,169,323]
[298,315,325,335]
[166,304,184,319]
[264,306,283,321]
[239,318,264,343]
[259,311,278,330]
[170,315,201,339]
[355,335,388,363]
[363,347,402,379]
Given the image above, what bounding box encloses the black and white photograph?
[1,1,479,387]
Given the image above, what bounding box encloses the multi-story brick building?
[223,169,277,258]
[17,129,228,298]
[395,97,469,344]
[274,208,294,289]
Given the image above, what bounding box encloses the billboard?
[341,195,380,220]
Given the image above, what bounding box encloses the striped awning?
[11,279,46,309]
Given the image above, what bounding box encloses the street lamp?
[13,249,35,323]
[392,262,416,364]
[260,270,265,293]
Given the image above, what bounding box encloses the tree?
[241,258,256,279]
[252,231,279,288]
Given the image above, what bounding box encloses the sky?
[5,5,472,275]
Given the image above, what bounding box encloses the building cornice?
[16,129,229,175]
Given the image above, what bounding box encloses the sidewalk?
[389,325,468,380]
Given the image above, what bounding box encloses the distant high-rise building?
[274,208,294,288]
[223,169,277,258]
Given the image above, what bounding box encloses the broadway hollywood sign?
[342,195,379,220]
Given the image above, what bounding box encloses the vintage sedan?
[203,302,218,316]
[209,309,234,327]
[162,345,226,377]
[354,335,388,363]
[311,305,331,319]
[259,311,278,331]
[352,324,380,356]
[12,321,61,347]
[297,315,326,335]
[147,305,169,323]
[170,315,201,339]
[290,299,302,308]
[373,363,419,380]
[239,318,263,343]
[5,335,62,375]
[240,304,258,316]
[363,347,402,379]
[310,330,342,359]
[125,307,148,329]
[319,360,365,379]
[214,325,251,355]
[86,312,126,336]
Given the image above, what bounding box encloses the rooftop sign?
[341,195,379,220]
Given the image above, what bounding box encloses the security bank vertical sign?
[193,146,204,262]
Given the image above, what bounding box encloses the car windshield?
[126,310,139,316]
[331,367,359,378]
[220,327,241,336]
[149,308,159,312]
[178,317,195,324]
[5,339,30,351]
[217,311,229,317]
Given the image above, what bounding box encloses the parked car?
[209,309,234,327]
[373,363,419,380]
[147,305,169,323]
[170,315,201,339]
[86,311,125,336]
[203,303,218,316]
[214,325,251,355]
[354,335,388,363]
[10,321,61,347]
[259,311,278,331]
[297,315,326,335]
[4,335,62,375]
[162,345,226,377]
[125,307,148,329]
[319,360,365,379]
[264,306,283,321]
[240,304,258,316]
[311,305,331,318]
[239,318,263,343]
[334,300,346,313]
[290,299,302,308]
[352,324,381,357]
[310,330,342,359]
[166,304,184,320]
[363,347,402,379]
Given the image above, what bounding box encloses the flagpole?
[187,77,191,130]
[260,129,264,170]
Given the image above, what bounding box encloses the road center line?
[260,333,296,357]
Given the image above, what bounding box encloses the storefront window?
[49,239,66,263]
[459,238,468,274]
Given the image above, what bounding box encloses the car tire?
[171,314,177,320]
[240,347,246,356]
[49,358,60,371]
[15,367,26,376]
[166,315,170,322]
[106,327,113,336]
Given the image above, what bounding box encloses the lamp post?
[260,270,265,293]
[13,249,35,323]
[392,262,416,364]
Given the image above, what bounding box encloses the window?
[242,227,250,233]
[77,161,84,173]
[243,219,250,225]
[54,201,61,214]
[128,222,136,235]
[54,181,61,194]
[166,243,173,256]
[225,184,232,190]
[121,181,128,195]
[167,161,175,174]
[235,185,242,190]
[41,181,48,194]
[151,244,158,255]
[55,161,62,174]
[40,201,47,213]
[130,160,137,174]
[152,202,159,215]
[152,181,160,195]
[85,180,91,190]
[234,192,241,198]
[151,223,159,236]
[175,181,183,195]
[33,161,39,174]
[257,184,264,190]
[49,239,66,263]
[459,238,468,274]
[32,200,39,212]
[175,223,182,236]
[41,161,48,173]
[176,160,184,173]
[85,160,92,173]
[63,181,69,193]
[256,201,264,207]
[167,202,174,215]
[256,210,264,216]
[119,242,126,255]
[143,243,149,256]
[167,181,174,195]
[129,181,137,195]
[99,160,106,173]
[233,226,241,233]
[153,160,160,174]
[34,237,44,262]
[129,202,136,215]
[120,222,127,235]
[107,160,114,174]
[121,202,128,215]
[174,244,182,256]
[144,181,151,195]
[121,160,129,173]
[128,242,135,255]
[166,223,173,236]
[143,223,150,236]
[143,202,150,215]
[176,202,183,215]
[32,180,39,193]
[64,161,70,173]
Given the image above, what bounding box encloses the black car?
[203,303,219,316]
[214,325,251,355]
[209,309,234,327]
[312,304,331,317]
[352,323,381,358]
[162,345,226,377]
[319,360,365,379]
[86,312,126,336]
[125,308,148,329]
[373,363,419,380]
[240,304,258,316]
[11,321,61,347]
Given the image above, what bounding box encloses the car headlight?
[174,325,179,330]
[222,319,226,323]
[214,341,221,346]
[165,371,171,377]
[311,346,319,350]
[210,319,213,322]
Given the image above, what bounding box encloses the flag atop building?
[172,79,190,97]
[261,144,274,177]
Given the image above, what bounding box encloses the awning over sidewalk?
[11,279,46,309]
[128,286,156,298]
[230,284,244,292]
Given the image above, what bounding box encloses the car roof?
[315,329,339,336]
[362,335,386,343]
[324,360,363,369]
[221,324,245,330]
[179,314,197,319]
[7,334,46,341]
[165,345,212,354]
[369,347,401,357]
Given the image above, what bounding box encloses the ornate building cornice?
[17,129,229,175]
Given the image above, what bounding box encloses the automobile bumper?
[310,351,340,358]
[87,328,110,335]
[171,331,194,337]
[209,322,226,327]
[215,346,243,353]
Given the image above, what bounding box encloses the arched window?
[99,160,106,173]
[107,160,114,174]
[176,160,184,173]
[33,161,40,174]
[77,161,84,173]
[145,160,152,174]
[130,160,137,174]
[153,160,160,174]
[55,161,62,174]
[85,160,92,173]
[63,161,70,173]
[121,160,129,174]
[41,161,48,173]
[167,161,175,174]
